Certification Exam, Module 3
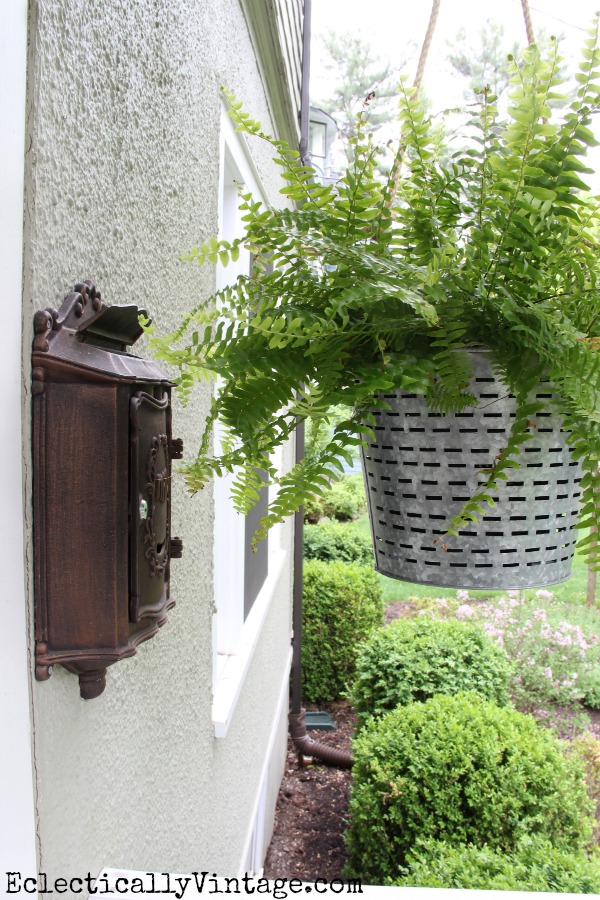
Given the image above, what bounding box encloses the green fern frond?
[155,25,600,546]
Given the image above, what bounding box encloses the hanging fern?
[150,23,600,564]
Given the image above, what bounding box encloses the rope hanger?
[413,0,536,97]
[387,0,536,207]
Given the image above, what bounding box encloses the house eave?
[239,0,302,148]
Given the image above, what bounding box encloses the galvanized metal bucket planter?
[361,351,583,590]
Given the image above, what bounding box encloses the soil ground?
[263,700,355,882]
[264,701,600,884]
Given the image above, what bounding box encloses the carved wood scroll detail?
[143,434,171,578]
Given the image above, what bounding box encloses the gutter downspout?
[289,0,353,770]
[289,420,353,769]
[298,0,311,168]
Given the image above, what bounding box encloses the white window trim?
[212,107,288,737]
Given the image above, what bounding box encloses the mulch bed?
[263,701,356,882]
[264,700,600,883]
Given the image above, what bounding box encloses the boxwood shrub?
[304,522,374,565]
[345,692,594,882]
[321,474,366,521]
[303,494,324,524]
[351,617,512,727]
[393,837,600,893]
[302,560,384,703]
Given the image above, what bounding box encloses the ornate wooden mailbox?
[32,281,183,699]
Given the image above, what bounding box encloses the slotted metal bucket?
[361,351,583,590]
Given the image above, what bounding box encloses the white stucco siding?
[23,0,296,879]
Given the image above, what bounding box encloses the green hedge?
[321,475,366,521]
[345,692,594,882]
[303,494,324,524]
[393,838,600,892]
[302,560,384,703]
[352,617,512,727]
[303,474,366,524]
[304,522,373,565]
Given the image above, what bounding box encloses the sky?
[310,0,600,106]
[309,0,600,181]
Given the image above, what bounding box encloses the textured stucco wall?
[23,0,294,879]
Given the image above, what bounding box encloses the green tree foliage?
[302,474,365,523]
[448,21,521,100]
[345,692,595,881]
[448,20,570,109]
[304,403,357,466]
[321,473,365,521]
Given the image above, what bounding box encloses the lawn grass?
[344,509,600,724]
[346,512,598,608]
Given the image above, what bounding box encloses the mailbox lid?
[33,283,172,384]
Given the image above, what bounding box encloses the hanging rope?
[386,0,441,209]
[520,0,536,45]
[413,0,442,94]
[386,0,538,211]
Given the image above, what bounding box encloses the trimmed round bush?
[392,838,600,893]
[304,522,374,565]
[345,692,594,882]
[352,617,512,727]
[303,494,324,524]
[321,475,366,521]
[302,560,384,703]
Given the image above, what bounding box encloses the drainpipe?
[290,419,305,722]
[289,0,353,769]
[289,421,353,769]
[298,0,312,167]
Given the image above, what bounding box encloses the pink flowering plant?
[477,591,599,709]
[408,594,463,618]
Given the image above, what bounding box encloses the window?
[309,120,327,161]
[212,109,286,737]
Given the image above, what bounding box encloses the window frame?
[211,107,287,738]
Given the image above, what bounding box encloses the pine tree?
[448,21,521,101]
[314,31,411,163]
